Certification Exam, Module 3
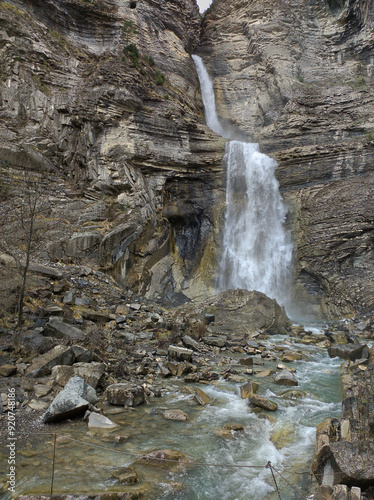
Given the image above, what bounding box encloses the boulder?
[168,345,193,362]
[43,376,98,423]
[186,289,291,336]
[51,362,105,389]
[182,335,201,351]
[136,449,187,469]
[328,344,369,361]
[280,350,303,362]
[162,409,189,421]
[239,357,254,367]
[25,345,75,377]
[105,383,145,407]
[240,381,259,399]
[202,335,227,347]
[193,387,211,406]
[248,393,278,411]
[274,369,299,386]
[44,317,86,341]
[88,412,118,430]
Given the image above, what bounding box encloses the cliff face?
[199,0,374,318]
[1,0,373,318]
[0,0,225,305]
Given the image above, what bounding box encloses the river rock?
[193,387,211,405]
[274,369,299,386]
[88,412,118,430]
[248,393,278,411]
[43,376,98,423]
[240,381,259,399]
[280,350,303,362]
[25,345,76,377]
[136,449,187,470]
[105,383,145,407]
[328,344,369,361]
[163,409,189,421]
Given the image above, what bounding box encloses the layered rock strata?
[0,0,225,306]
[198,0,374,318]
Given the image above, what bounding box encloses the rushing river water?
[1,331,343,500]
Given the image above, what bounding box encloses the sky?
[197,0,213,13]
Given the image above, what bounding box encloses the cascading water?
[192,55,293,307]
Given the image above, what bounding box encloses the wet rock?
[193,387,211,405]
[184,373,200,383]
[280,350,303,362]
[88,412,118,430]
[328,344,369,361]
[255,369,274,378]
[248,393,278,411]
[43,376,98,423]
[277,362,296,373]
[239,357,254,367]
[111,466,139,484]
[224,423,244,431]
[44,317,86,341]
[274,369,298,386]
[168,345,193,362]
[240,381,259,399]
[0,364,17,377]
[136,449,187,469]
[25,345,75,377]
[105,383,145,407]
[162,409,189,421]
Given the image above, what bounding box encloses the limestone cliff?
[1,0,374,319]
[0,0,225,306]
[198,0,374,318]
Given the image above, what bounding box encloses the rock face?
[1,0,374,319]
[199,0,374,318]
[0,0,225,307]
[312,355,374,494]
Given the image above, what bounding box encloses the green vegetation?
[121,19,139,45]
[124,43,139,66]
[31,74,51,95]
[155,70,165,85]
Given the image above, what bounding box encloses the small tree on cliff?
[0,167,53,327]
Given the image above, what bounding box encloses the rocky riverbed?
[0,262,373,499]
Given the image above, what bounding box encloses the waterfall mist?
[192,55,293,308]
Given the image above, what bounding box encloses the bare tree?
[0,168,52,327]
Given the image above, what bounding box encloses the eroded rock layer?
[199,0,374,318]
[0,0,225,306]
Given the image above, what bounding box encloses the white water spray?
[192,55,293,306]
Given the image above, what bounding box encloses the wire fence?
[29,431,314,499]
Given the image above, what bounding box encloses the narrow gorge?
[0,0,374,499]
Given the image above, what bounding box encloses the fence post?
[266,461,282,500]
[50,433,57,495]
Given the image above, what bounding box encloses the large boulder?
[43,317,86,341]
[105,383,145,407]
[51,362,105,389]
[43,376,98,423]
[274,369,299,386]
[328,344,369,361]
[182,289,291,336]
[248,393,278,411]
[25,345,76,378]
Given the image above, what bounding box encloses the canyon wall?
[199,0,374,318]
[0,0,225,306]
[1,0,373,318]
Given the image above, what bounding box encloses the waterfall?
[192,55,293,306]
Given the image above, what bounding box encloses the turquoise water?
[0,333,343,500]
